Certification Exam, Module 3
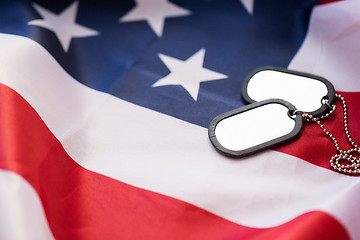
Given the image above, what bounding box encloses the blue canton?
[0,0,321,127]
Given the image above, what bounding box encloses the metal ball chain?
[301,94,360,175]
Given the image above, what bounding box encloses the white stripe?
[0,33,359,239]
[289,0,360,92]
[0,170,55,240]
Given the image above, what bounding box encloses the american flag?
[0,0,359,239]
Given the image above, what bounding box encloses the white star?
[153,49,228,101]
[28,1,99,52]
[240,0,255,14]
[120,0,191,37]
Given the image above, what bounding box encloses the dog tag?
[242,67,335,117]
[208,99,303,158]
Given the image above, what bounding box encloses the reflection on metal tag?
[208,99,303,158]
[241,67,335,118]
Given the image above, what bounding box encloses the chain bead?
[302,94,360,175]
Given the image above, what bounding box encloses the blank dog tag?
[208,99,303,158]
[242,67,335,117]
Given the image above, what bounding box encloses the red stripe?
[318,0,344,5]
[0,83,350,239]
[275,91,360,173]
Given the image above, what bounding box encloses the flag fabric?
[0,0,359,239]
